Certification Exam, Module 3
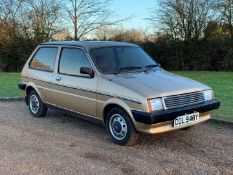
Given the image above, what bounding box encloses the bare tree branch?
[149,0,212,42]
[64,0,128,40]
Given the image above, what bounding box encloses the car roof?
[40,41,137,49]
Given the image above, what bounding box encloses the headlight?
[148,98,163,112]
[203,90,214,101]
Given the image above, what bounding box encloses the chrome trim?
[164,91,205,110]
[161,97,167,110]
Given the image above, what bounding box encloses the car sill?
[44,103,104,126]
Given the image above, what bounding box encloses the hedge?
[0,38,232,72]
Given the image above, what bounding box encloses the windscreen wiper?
[145,64,160,69]
[143,64,161,72]
[119,66,142,72]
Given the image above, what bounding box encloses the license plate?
[173,112,199,127]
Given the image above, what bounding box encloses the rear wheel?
[106,108,139,146]
[28,90,47,118]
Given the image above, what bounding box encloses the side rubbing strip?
[23,76,142,104]
[96,91,142,104]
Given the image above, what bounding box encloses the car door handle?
[55,76,61,81]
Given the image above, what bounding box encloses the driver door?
[49,47,97,117]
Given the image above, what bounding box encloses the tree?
[214,0,233,39]
[204,21,223,39]
[0,0,24,40]
[153,0,211,42]
[25,0,61,42]
[65,0,122,40]
[108,28,145,43]
[95,25,113,40]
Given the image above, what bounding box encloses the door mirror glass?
[80,67,94,77]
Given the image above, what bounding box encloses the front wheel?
[28,90,47,118]
[106,108,139,146]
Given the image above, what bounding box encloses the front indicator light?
[203,90,214,101]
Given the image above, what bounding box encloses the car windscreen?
[90,46,157,74]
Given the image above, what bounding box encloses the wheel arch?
[25,83,43,101]
[102,99,135,125]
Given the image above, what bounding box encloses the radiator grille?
[164,91,205,109]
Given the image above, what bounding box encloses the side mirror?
[80,67,94,77]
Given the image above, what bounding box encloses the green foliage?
[174,71,233,121]
[0,71,232,121]
[204,21,233,39]
[1,38,233,72]
[204,21,224,39]
[140,39,233,71]
[0,37,38,72]
[0,72,23,97]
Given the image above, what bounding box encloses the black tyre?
[28,90,47,118]
[106,108,139,146]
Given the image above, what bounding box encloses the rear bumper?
[18,82,28,105]
[18,82,26,90]
[132,99,220,125]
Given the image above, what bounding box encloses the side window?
[30,47,57,72]
[59,48,91,76]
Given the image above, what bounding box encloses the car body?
[19,41,220,145]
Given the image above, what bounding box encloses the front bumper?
[132,99,220,125]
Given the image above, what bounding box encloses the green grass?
[0,71,232,121]
[174,71,233,121]
[0,72,23,97]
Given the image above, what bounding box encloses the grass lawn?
[0,71,232,121]
[0,72,24,97]
[174,71,233,121]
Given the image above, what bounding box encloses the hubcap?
[29,95,39,114]
[109,114,127,140]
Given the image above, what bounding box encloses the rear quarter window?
[30,47,58,72]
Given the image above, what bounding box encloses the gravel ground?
[0,101,232,175]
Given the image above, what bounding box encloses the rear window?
[30,47,58,72]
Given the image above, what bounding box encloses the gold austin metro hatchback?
[18,41,220,145]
